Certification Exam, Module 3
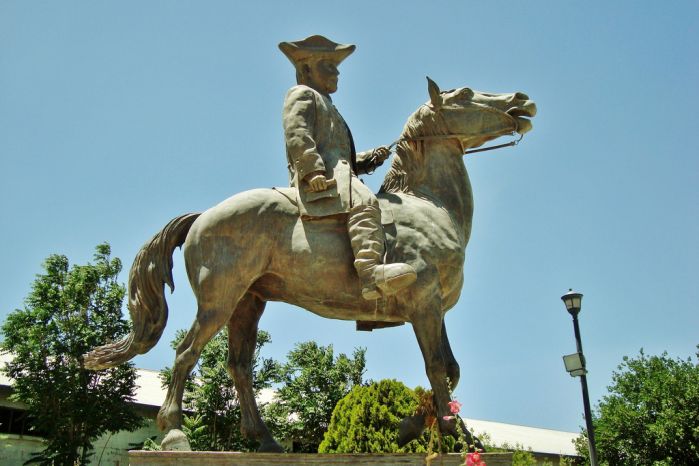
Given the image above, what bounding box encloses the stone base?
[129,451,513,465]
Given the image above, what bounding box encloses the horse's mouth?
[507,102,536,134]
[513,117,532,134]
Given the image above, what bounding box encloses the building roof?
[0,352,578,455]
[0,352,277,408]
[126,364,277,408]
[464,417,579,456]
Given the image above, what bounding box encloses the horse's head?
[399,77,537,152]
[381,78,536,196]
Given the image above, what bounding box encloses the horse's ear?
[427,76,443,110]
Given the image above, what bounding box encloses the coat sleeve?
[355,149,380,175]
[283,86,326,182]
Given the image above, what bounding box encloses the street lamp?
[561,289,599,466]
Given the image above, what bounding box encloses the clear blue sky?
[1,1,697,435]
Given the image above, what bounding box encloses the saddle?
[272,187,405,331]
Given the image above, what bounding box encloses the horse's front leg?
[412,309,453,423]
[407,297,481,451]
[441,321,460,390]
[438,321,483,451]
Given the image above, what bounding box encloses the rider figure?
[279,35,416,300]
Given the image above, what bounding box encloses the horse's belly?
[255,217,376,318]
[288,217,355,278]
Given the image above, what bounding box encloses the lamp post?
[561,289,599,466]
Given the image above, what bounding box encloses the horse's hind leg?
[226,293,283,452]
[157,300,238,450]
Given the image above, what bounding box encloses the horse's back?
[180,189,298,297]
[192,188,298,230]
[185,187,369,313]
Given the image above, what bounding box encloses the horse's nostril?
[515,92,529,100]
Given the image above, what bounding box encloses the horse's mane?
[380,105,440,195]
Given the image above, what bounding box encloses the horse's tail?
[83,213,200,370]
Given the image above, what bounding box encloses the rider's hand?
[306,173,328,192]
[372,146,391,165]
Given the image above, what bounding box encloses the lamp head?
[561,289,583,317]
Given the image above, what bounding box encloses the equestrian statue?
[83,35,537,452]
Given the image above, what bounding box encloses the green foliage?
[572,435,590,464]
[511,447,537,466]
[481,433,578,466]
[484,439,537,466]
[266,342,366,452]
[131,436,160,452]
[319,379,429,453]
[181,414,209,451]
[140,437,161,452]
[0,244,142,465]
[575,347,699,465]
[161,328,280,451]
[482,441,538,466]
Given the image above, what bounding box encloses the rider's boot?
[348,205,417,300]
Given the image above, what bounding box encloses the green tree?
[319,379,428,453]
[161,328,280,451]
[0,244,142,465]
[265,342,366,452]
[575,347,699,465]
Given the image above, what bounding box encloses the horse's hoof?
[398,414,426,447]
[161,429,191,451]
[258,439,285,453]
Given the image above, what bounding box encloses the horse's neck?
[411,141,473,239]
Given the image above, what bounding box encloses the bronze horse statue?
[84,78,536,451]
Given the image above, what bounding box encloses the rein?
[388,132,523,156]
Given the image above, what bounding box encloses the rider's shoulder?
[285,84,321,101]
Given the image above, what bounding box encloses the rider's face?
[304,59,339,95]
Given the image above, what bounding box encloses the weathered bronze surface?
[83,35,536,452]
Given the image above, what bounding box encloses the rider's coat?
[283,84,377,218]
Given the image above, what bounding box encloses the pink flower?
[448,400,462,414]
[464,451,486,466]
[442,415,455,421]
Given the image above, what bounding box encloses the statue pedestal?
[129,451,513,465]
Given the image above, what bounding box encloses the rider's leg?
[347,203,416,300]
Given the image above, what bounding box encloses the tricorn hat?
[279,35,356,67]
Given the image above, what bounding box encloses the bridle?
[387,104,524,156]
